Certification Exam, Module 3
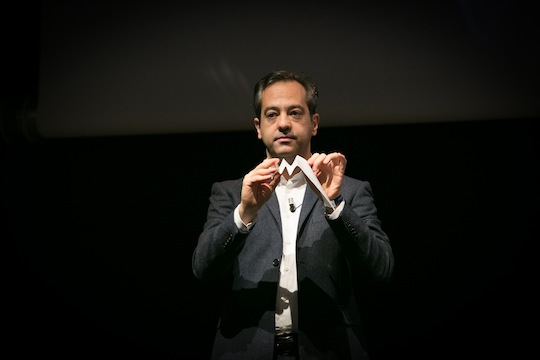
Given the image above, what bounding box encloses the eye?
[265,111,278,120]
[290,109,303,118]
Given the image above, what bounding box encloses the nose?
[277,114,291,133]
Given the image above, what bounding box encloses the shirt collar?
[280,170,306,188]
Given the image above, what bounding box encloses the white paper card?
[277,155,335,210]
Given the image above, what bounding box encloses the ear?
[311,113,320,136]
[254,118,262,139]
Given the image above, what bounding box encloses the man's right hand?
[239,158,281,223]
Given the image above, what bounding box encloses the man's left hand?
[307,152,347,200]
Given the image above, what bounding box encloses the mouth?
[275,136,294,143]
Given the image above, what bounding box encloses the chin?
[273,151,296,159]
[268,144,300,160]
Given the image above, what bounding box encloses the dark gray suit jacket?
[192,175,394,359]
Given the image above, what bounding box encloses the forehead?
[262,81,307,107]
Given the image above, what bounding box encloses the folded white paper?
[277,155,335,210]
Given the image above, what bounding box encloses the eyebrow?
[264,104,305,113]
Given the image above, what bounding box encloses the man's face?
[254,81,319,163]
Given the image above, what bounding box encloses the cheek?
[258,126,272,141]
[256,123,268,140]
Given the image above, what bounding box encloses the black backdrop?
[2,1,539,359]
[2,119,538,359]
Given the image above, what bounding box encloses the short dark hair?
[253,70,319,118]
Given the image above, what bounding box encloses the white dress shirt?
[274,171,306,335]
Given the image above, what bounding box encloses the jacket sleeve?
[328,179,394,282]
[192,180,247,282]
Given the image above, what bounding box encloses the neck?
[280,166,301,181]
[272,152,311,164]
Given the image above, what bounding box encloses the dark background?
[15,0,540,136]
[2,1,538,359]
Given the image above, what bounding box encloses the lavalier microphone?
[288,198,297,212]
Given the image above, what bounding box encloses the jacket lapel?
[266,192,282,236]
[298,186,319,235]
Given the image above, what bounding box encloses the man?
[192,70,394,359]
